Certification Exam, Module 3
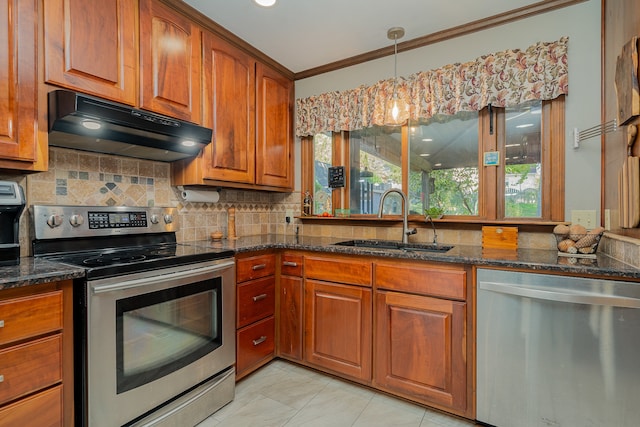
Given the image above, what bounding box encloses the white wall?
[294,0,601,222]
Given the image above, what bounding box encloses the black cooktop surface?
[40,242,234,280]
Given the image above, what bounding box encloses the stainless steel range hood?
[48,90,212,162]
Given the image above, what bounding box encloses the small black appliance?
[0,181,26,265]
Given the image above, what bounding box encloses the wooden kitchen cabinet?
[373,260,471,417]
[255,62,294,189]
[0,280,73,426]
[235,252,276,379]
[304,255,372,382]
[139,0,202,123]
[277,253,303,360]
[172,33,294,191]
[197,31,256,184]
[43,0,138,105]
[0,0,45,171]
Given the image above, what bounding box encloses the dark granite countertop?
[190,234,640,281]
[0,257,86,291]
[3,234,640,291]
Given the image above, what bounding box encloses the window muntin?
[408,112,479,216]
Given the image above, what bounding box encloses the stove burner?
[82,254,147,267]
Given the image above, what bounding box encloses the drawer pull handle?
[283,261,298,267]
[0,375,3,383]
[252,293,268,302]
[253,336,267,346]
[0,320,4,328]
[251,264,266,271]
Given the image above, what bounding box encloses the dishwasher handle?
[479,281,640,309]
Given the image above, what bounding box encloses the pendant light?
[384,27,407,126]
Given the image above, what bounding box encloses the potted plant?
[424,206,444,219]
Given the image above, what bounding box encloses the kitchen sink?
[333,239,453,253]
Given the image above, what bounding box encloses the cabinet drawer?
[0,291,62,346]
[281,253,303,277]
[374,262,467,300]
[0,335,62,405]
[237,277,275,328]
[0,385,63,427]
[305,255,372,286]
[236,254,276,282]
[236,316,275,374]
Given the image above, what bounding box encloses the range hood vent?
[48,90,212,162]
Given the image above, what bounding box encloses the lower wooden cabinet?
[374,290,467,413]
[278,275,303,360]
[0,385,62,427]
[304,279,372,382]
[0,281,71,427]
[235,252,276,379]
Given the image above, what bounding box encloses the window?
[302,97,565,223]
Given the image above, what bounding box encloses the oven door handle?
[91,260,235,294]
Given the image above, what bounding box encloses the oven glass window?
[116,278,222,393]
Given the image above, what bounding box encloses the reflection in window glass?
[312,133,332,215]
[408,112,479,215]
[504,101,542,218]
[349,127,402,214]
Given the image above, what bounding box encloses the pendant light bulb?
[385,27,406,126]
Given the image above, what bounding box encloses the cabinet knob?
[0,374,3,383]
[252,336,267,346]
[0,320,4,328]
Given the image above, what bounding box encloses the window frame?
[301,96,565,224]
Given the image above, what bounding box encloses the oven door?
[82,258,235,427]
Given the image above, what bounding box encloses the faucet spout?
[377,189,416,244]
[425,215,438,246]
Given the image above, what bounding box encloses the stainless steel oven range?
[31,205,236,427]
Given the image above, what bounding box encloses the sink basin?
[333,239,453,253]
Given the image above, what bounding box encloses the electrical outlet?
[571,209,597,229]
[604,209,611,230]
[285,209,293,224]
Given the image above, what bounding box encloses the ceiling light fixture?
[384,27,407,126]
[254,0,276,7]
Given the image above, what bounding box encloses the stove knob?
[69,214,84,227]
[46,215,63,228]
[150,214,160,224]
[164,214,173,224]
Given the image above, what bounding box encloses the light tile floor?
[197,360,477,427]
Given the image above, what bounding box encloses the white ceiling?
[183,0,548,74]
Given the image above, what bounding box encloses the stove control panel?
[31,205,178,239]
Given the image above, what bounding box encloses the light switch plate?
[571,209,597,229]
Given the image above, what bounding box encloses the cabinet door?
[255,62,293,189]
[304,280,371,382]
[374,290,467,413]
[139,0,201,122]
[278,275,303,360]
[0,0,38,165]
[44,0,137,105]
[201,32,255,183]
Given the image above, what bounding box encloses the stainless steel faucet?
[377,188,417,243]
[425,215,438,246]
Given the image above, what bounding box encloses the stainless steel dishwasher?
[477,268,640,427]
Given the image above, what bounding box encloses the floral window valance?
[295,37,568,137]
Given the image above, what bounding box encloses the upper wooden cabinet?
[43,0,138,105]
[199,32,256,184]
[255,62,294,189]
[0,0,44,171]
[172,31,294,191]
[139,0,202,123]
